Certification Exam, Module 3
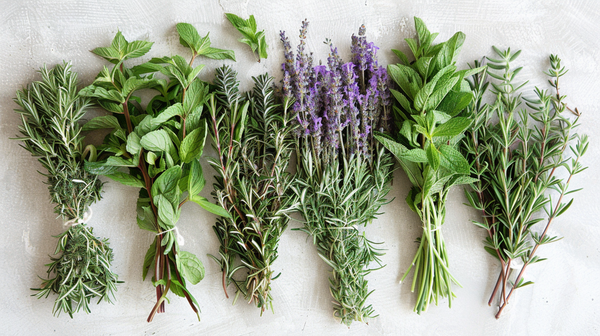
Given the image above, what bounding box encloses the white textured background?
[1,0,599,335]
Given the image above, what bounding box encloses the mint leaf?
[225,13,268,62]
[189,194,231,218]
[176,251,205,285]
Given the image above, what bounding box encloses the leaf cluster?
[225,13,268,62]
[206,66,297,313]
[32,224,118,317]
[293,149,393,325]
[14,63,118,317]
[376,17,482,313]
[462,48,588,316]
[82,25,232,320]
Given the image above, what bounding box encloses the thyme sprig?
[80,25,231,321]
[206,66,296,313]
[376,17,484,314]
[463,48,587,318]
[14,63,119,317]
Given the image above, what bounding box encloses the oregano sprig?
[14,62,119,317]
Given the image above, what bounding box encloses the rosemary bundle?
[206,66,296,313]
[80,25,231,321]
[463,48,587,318]
[281,22,393,325]
[375,17,483,313]
[14,63,118,317]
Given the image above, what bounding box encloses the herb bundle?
[206,66,296,313]
[463,48,587,318]
[14,63,119,317]
[280,21,393,325]
[80,25,231,321]
[375,17,483,313]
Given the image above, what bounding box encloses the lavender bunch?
[281,21,393,325]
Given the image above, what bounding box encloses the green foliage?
[13,63,119,317]
[462,49,587,318]
[377,17,483,314]
[206,66,297,313]
[32,224,118,318]
[293,151,393,325]
[82,25,229,321]
[225,13,268,62]
[176,23,236,61]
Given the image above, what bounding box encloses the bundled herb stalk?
[463,48,587,318]
[80,24,232,321]
[375,17,483,313]
[281,21,393,325]
[206,66,296,313]
[14,63,118,317]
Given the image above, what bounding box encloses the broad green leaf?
[425,74,460,111]
[387,64,422,100]
[124,40,153,60]
[436,31,466,69]
[126,132,141,155]
[200,47,236,61]
[106,156,137,167]
[142,240,156,280]
[83,115,121,131]
[390,89,413,115]
[415,56,432,79]
[437,90,474,116]
[188,159,205,196]
[426,143,440,170]
[122,77,157,97]
[91,47,121,64]
[189,195,231,218]
[137,204,157,233]
[156,194,178,226]
[176,22,201,51]
[392,49,410,65]
[84,160,120,175]
[439,144,470,175]
[153,165,182,196]
[80,85,124,103]
[98,100,124,113]
[146,151,158,165]
[176,251,205,285]
[140,129,172,152]
[179,120,207,163]
[111,31,128,53]
[432,117,472,137]
[105,172,145,188]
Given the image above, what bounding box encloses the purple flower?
[280,22,389,163]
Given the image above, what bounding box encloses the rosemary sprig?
[463,48,587,318]
[206,66,296,313]
[375,17,484,314]
[80,25,231,321]
[14,62,119,317]
[281,21,394,325]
